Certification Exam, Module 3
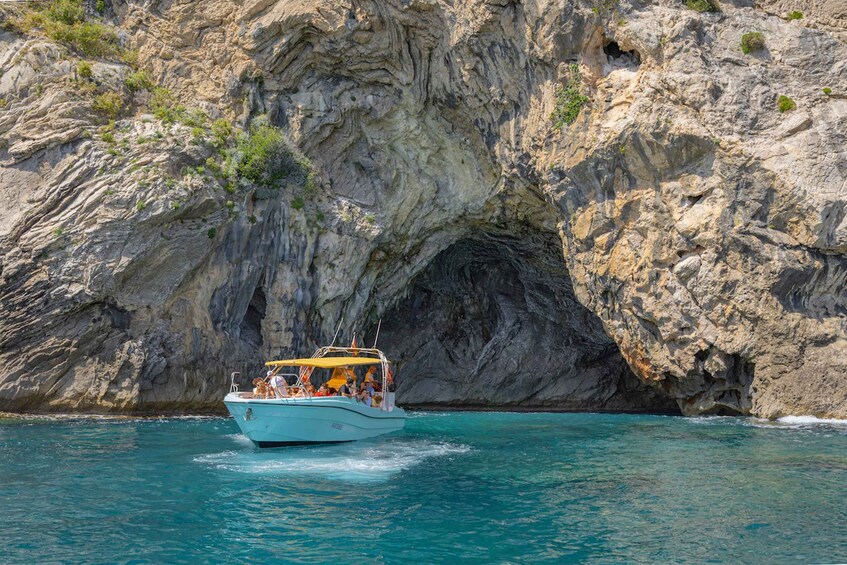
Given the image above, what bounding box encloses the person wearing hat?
[361,373,375,398]
[337,376,355,398]
[364,367,382,392]
[268,370,289,398]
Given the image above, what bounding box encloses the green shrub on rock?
[822,87,832,95]
[149,87,186,124]
[211,118,233,146]
[685,0,720,13]
[124,70,153,92]
[234,116,299,185]
[76,60,93,79]
[93,91,123,119]
[46,20,119,58]
[740,32,765,55]
[777,95,796,113]
[46,0,85,26]
[787,11,803,20]
[550,64,589,130]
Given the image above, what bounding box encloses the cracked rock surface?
[0,0,845,417]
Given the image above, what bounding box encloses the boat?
[224,345,406,447]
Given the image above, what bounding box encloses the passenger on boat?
[360,388,373,407]
[338,377,355,397]
[269,373,289,398]
[364,367,382,392]
[315,383,330,396]
[252,378,271,399]
[361,376,375,398]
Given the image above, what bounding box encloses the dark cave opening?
[604,40,641,67]
[372,231,678,412]
[240,285,267,350]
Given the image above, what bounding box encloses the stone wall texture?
[0,0,845,417]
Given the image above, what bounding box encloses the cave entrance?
[372,229,677,412]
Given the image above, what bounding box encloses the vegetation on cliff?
[550,64,589,130]
[1,0,119,58]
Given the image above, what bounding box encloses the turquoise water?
[2,412,847,563]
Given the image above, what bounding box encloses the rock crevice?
[0,0,846,417]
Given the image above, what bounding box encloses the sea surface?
[2,412,847,564]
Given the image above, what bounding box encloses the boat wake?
[776,415,847,426]
[194,438,471,482]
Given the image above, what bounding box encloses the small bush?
[225,200,235,212]
[47,20,119,57]
[124,70,153,92]
[92,91,123,119]
[95,0,106,15]
[101,131,114,143]
[740,32,765,55]
[53,227,64,237]
[182,108,207,128]
[234,117,298,185]
[787,11,803,20]
[551,64,589,130]
[777,95,796,113]
[364,214,376,224]
[76,60,93,79]
[7,0,121,57]
[207,227,217,239]
[136,200,146,211]
[47,0,85,25]
[205,157,220,175]
[121,49,139,68]
[248,215,257,224]
[148,87,186,124]
[823,87,832,95]
[304,171,316,194]
[291,196,304,211]
[685,0,720,13]
[211,118,232,145]
[315,211,325,222]
[172,202,181,210]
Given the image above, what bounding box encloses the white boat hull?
[224,393,406,447]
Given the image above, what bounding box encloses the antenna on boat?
[372,318,382,348]
[329,317,344,347]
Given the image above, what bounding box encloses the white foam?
[194,439,471,482]
[778,415,847,425]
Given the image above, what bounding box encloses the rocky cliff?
[0,0,845,417]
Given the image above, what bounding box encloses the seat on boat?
[326,367,356,391]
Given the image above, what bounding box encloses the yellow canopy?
[265,357,381,369]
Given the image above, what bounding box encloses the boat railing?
[309,346,393,411]
[229,372,241,393]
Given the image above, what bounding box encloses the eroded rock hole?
[375,232,677,412]
[240,286,266,350]
[604,41,641,68]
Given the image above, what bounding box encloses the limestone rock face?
[0,0,845,417]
